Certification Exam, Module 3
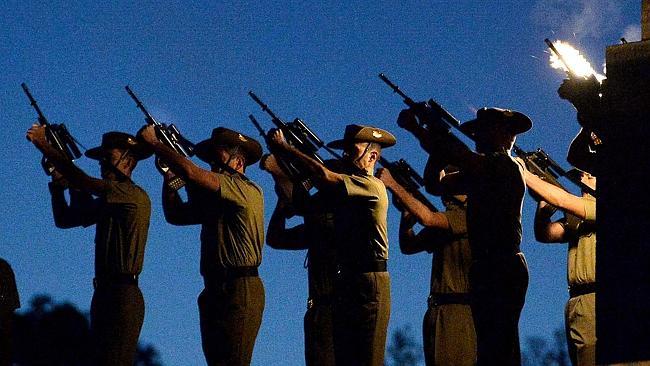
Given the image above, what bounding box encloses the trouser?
[470,253,528,366]
[0,310,13,366]
[423,301,476,366]
[90,283,144,366]
[333,271,391,366]
[198,275,265,366]
[304,298,335,366]
[565,291,596,366]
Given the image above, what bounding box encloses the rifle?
[125,86,195,189]
[249,113,305,185]
[379,73,465,137]
[22,83,83,175]
[544,38,580,79]
[378,157,438,212]
[248,91,336,192]
[125,86,195,158]
[512,145,597,197]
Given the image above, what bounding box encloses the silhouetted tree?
[385,325,423,366]
[522,327,570,366]
[11,294,163,366]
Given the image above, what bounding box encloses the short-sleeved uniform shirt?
[198,173,264,274]
[334,173,389,263]
[566,196,597,286]
[93,180,151,277]
[427,203,472,294]
[466,152,525,258]
[0,258,20,311]
[303,192,337,299]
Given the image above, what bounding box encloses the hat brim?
[459,117,532,137]
[194,139,262,166]
[567,129,597,175]
[326,139,346,150]
[84,145,153,161]
[326,138,396,150]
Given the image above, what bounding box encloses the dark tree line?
[11,294,163,366]
[384,324,569,366]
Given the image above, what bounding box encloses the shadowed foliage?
[385,325,423,366]
[522,327,570,366]
[11,294,163,366]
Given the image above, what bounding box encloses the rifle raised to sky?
[512,145,597,197]
[22,83,83,175]
[248,91,336,193]
[379,73,464,137]
[125,86,195,190]
[378,157,438,212]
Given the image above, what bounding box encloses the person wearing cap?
[0,257,20,366]
[521,153,597,366]
[270,124,395,366]
[263,153,339,366]
[397,106,531,365]
[376,167,476,366]
[26,126,153,366]
[138,125,264,366]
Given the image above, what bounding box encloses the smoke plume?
[532,0,622,42]
[622,24,642,42]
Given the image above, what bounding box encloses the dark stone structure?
[597,1,650,363]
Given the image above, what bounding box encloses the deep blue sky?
[1,1,642,364]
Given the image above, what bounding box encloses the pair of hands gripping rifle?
[248,91,333,201]
[376,158,438,213]
[22,83,83,178]
[125,86,195,190]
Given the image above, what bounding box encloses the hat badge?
[238,134,248,142]
[504,110,514,117]
[127,137,136,145]
[372,130,383,139]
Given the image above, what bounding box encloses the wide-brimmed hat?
[85,131,153,161]
[567,128,598,175]
[459,107,532,138]
[195,127,262,166]
[326,124,396,149]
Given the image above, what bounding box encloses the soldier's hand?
[269,129,290,151]
[26,123,47,146]
[50,170,69,189]
[264,153,294,180]
[557,77,600,109]
[397,109,419,132]
[401,210,417,228]
[513,157,527,171]
[137,125,158,146]
[375,168,397,189]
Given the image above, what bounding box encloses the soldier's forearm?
[36,141,102,194]
[283,144,341,186]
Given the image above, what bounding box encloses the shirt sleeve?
[341,174,380,200]
[444,208,467,237]
[219,173,261,207]
[583,197,596,222]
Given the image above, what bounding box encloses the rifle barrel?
[378,73,415,106]
[21,83,48,124]
[248,91,284,124]
[248,114,266,137]
[544,38,576,77]
[125,85,159,125]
